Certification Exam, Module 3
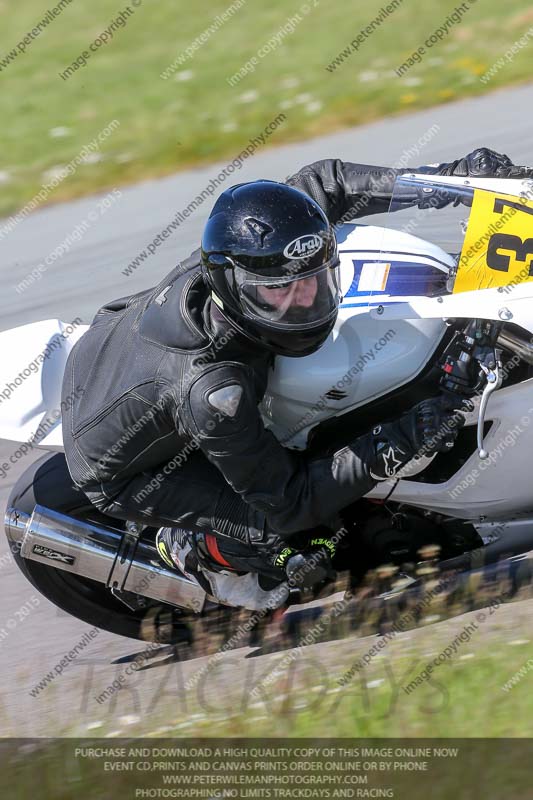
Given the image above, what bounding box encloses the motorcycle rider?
[61,147,528,608]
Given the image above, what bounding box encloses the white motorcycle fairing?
[0,319,86,451]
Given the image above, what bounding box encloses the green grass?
[159,624,533,739]
[1,0,533,218]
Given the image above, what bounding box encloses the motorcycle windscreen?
[344,175,533,306]
[340,175,475,308]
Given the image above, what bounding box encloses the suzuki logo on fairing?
[283,234,323,260]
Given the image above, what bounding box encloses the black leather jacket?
[62,153,521,536]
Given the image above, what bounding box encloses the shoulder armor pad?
[184,364,258,439]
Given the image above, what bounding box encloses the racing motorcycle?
[4,174,533,643]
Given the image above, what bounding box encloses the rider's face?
[257,276,318,313]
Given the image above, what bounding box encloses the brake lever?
[477,353,502,459]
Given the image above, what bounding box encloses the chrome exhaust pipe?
[5,505,205,613]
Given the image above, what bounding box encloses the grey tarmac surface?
[1,83,533,736]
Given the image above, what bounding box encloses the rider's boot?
[155,526,289,610]
[155,525,338,610]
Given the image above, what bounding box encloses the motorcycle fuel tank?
[262,223,452,448]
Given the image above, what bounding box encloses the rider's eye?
[264,283,286,290]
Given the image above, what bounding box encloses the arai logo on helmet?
[283,234,323,260]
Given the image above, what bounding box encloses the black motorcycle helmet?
[201,180,341,357]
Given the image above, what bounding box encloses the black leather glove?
[273,536,337,589]
[506,164,533,179]
[365,397,469,481]
[440,147,521,178]
[402,147,528,212]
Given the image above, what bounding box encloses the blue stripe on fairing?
[339,249,453,271]
[340,300,404,308]
[343,258,446,300]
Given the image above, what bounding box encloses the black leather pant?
[81,451,334,579]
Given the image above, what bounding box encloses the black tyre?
[5,452,193,645]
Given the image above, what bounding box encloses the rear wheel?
[6,452,193,644]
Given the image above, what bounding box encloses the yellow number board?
[454,189,533,293]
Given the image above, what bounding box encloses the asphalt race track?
[1,83,533,736]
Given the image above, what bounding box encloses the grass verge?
[1,0,533,217]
